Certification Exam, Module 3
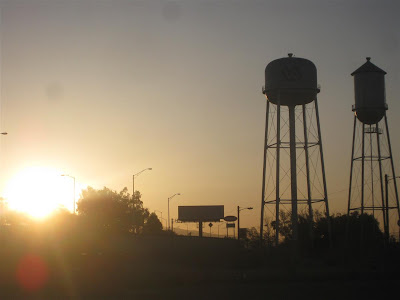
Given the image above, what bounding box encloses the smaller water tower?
[352,57,387,124]
[348,58,400,241]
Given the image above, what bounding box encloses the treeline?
[241,210,386,252]
[0,186,164,237]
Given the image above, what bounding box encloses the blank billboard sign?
[178,205,224,222]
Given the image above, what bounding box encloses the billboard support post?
[199,221,203,237]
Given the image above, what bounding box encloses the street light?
[237,206,253,240]
[168,193,181,230]
[1,132,7,135]
[61,174,76,214]
[132,168,152,196]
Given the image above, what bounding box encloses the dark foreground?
[1,233,399,299]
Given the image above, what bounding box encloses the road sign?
[224,215,237,222]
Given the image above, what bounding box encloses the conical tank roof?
[351,57,386,76]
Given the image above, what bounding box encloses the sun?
[4,166,78,218]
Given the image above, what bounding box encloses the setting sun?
[4,166,82,218]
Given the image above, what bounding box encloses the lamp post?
[168,193,181,230]
[237,206,253,240]
[384,174,400,241]
[61,174,75,214]
[132,168,152,197]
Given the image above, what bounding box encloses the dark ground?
[1,233,399,299]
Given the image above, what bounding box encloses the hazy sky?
[1,0,399,231]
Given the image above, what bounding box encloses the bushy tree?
[263,210,384,250]
[130,190,150,234]
[143,212,163,234]
[314,211,384,248]
[77,186,154,235]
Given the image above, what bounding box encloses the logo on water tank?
[282,62,302,81]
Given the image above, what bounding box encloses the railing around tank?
[364,127,383,134]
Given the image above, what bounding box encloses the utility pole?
[237,206,240,240]
[385,174,389,240]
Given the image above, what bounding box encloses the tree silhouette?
[143,212,163,234]
[314,211,384,248]
[77,186,152,235]
[264,210,384,250]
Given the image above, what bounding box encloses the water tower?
[347,57,400,240]
[259,54,331,246]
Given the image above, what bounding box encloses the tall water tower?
[348,57,400,240]
[259,54,331,246]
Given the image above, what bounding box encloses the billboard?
[178,205,224,222]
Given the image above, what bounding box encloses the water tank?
[264,54,319,106]
[351,57,387,125]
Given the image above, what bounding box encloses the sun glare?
[4,166,82,219]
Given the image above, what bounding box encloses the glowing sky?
[1,0,399,230]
